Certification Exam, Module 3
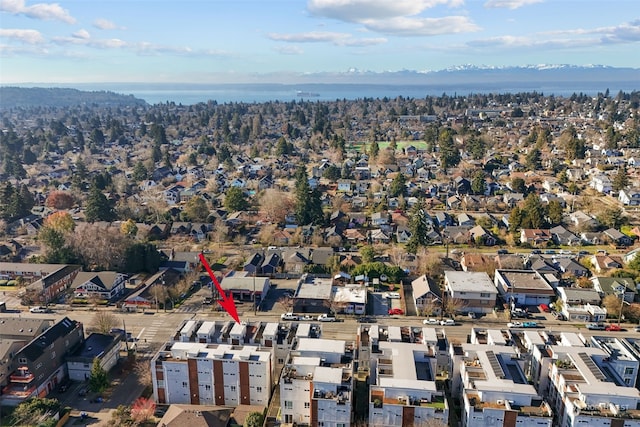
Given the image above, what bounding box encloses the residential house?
[460,253,494,272]
[550,225,580,246]
[282,250,310,275]
[1,317,84,405]
[520,229,552,246]
[590,276,636,303]
[243,252,263,275]
[332,285,366,315]
[468,225,496,246]
[619,189,640,206]
[395,226,411,244]
[24,264,81,304]
[590,174,613,194]
[591,254,624,273]
[261,253,281,275]
[411,274,442,316]
[603,228,634,247]
[66,333,121,381]
[72,271,128,301]
[556,287,605,322]
[457,213,475,227]
[556,258,590,277]
[443,271,497,314]
[454,176,471,194]
[569,211,599,230]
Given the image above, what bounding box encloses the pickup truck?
[317,314,337,322]
[280,313,299,321]
[587,323,606,330]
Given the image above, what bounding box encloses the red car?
[539,304,550,313]
[388,308,404,315]
[606,324,622,331]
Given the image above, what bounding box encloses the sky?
[1,0,639,84]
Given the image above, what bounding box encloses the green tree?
[88,357,109,393]
[120,219,138,237]
[438,128,460,171]
[561,126,586,160]
[510,177,527,194]
[85,185,116,222]
[508,206,524,232]
[245,411,265,427]
[613,166,630,192]
[471,170,487,195]
[406,200,431,253]
[525,147,541,170]
[322,164,341,181]
[182,196,210,222]
[11,397,61,427]
[360,245,376,263]
[546,200,564,226]
[294,165,323,225]
[123,243,164,273]
[521,193,546,229]
[224,187,249,212]
[369,141,380,159]
[132,161,148,182]
[388,173,406,197]
[597,206,625,229]
[466,134,486,160]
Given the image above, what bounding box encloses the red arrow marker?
[199,253,240,324]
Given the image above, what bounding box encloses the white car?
[29,306,49,313]
[317,314,337,322]
[384,292,401,299]
[507,322,522,328]
[423,318,439,325]
[440,319,455,326]
[280,313,299,321]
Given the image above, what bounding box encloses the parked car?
[634,325,640,332]
[507,322,522,328]
[467,312,477,319]
[357,316,376,323]
[384,292,401,299]
[203,297,213,305]
[57,383,69,393]
[531,249,542,254]
[317,314,337,322]
[587,323,606,330]
[522,321,538,328]
[280,313,299,321]
[388,308,404,315]
[78,387,88,397]
[538,304,550,313]
[497,249,509,255]
[606,324,622,331]
[423,318,439,325]
[440,319,455,326]
[29,306,50,313]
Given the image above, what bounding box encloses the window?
[284,401,293,409]
[18,358,27,364]
[182,382,188,388]
[625,367,634,375]
[256,387,262,393]
[205,385,211,390]
[304,402,310,409]
[230,386,236,392]
[480,293,491,298]
[278,358,284,364]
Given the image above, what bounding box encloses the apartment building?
[443,271,498,314]
[1,317,84,405]
[531,337,640,426]
[451,339,553,427]
[151,341,272,406]
[279,338,353,427]
[368,341,448,427]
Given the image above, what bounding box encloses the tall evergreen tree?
[471,170,487,195]
[405,200,431,254]
[438,128,460,171]
[388,173,406,197]
[85,185,116,222]
[294,165,322,225]
[613,166,630,192]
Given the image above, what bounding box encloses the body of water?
[73,82,638,106]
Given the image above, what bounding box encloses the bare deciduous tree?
[91,311,118,334]
[66,223,130,271]
[149,284,169,311]
[278,296,294,313]
[259,188,293,224]
[133,360,152,388]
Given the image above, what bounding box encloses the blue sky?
[1,0,639,84]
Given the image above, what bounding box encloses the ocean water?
[73,82,638,106]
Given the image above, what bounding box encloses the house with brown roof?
[520,229,552,246]
[591,254,624,273]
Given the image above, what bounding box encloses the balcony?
[10,367,34,383]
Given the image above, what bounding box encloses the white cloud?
[93,18,120,30]
[268,30,387,46]
[72,29,90,39]
[0,0,75,24]
[268,31,351,43]
[484,0,543,9]
[274,45,304,55]
[308,0,462,21]
[545,20,640,43]
[363,16,480,36]
[0,28,45,44]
